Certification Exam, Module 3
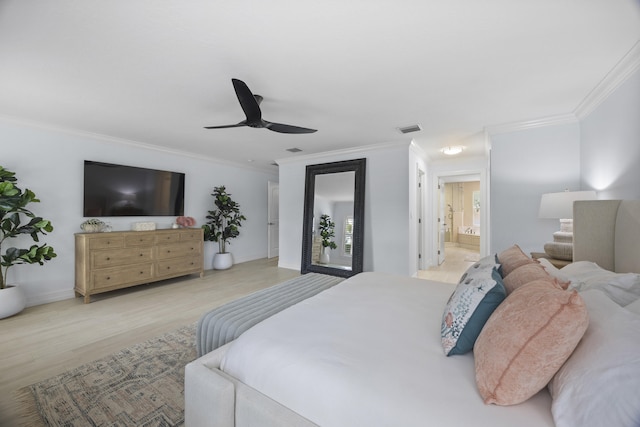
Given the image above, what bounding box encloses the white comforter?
[220,272,553,427]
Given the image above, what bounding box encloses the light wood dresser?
[75,228,204,303]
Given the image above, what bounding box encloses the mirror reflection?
[311,171,355,270]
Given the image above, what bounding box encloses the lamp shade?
[538,190,597,219]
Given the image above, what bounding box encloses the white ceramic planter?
[319,247,330,264]
[0,285,26,319]
[213,252,233,270]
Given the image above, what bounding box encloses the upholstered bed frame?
[573,200,640,273]
[184,200,640,427]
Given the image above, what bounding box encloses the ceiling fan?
[205,78,317,134]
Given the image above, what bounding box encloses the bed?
[185,200,640,427]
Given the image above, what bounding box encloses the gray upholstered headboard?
[573,200,640,274]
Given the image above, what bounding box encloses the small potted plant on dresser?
[0,166,56,319]
[202,186,246,270]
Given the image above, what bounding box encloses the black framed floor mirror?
[301,158,366,278]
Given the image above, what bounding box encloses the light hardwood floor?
[0,257,300,426]
[0,252,474,425]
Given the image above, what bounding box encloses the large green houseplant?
[202,186,246,269]
[0,166,56,318]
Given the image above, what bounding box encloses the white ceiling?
[0,1,638,172]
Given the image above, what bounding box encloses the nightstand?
[530,252,571,268]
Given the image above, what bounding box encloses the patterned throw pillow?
[441,264,506,356]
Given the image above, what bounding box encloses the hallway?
[417,246,480,284]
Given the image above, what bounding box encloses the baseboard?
[26,289,76,307]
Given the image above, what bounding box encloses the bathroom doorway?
[435,173,482,269]
[443,180,481,251]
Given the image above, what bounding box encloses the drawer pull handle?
[106,257,110,261]
[139,253,144,257]
[106,276,111,280]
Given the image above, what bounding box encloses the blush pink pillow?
[503,262,553,294]
[497,244,534,277]
[474,280,589,406]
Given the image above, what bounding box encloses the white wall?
[580,67,640,199]
[0,119,277,306]
[278,142,416,276]
[489,122,581,255]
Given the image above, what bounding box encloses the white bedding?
[220,272,553,427]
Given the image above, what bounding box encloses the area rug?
[17,324,197,427]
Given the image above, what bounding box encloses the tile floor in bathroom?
[417,245,480,284]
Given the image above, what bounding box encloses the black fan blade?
[204,123,247,129]
[232,78,262,124]
[264,121,317,134]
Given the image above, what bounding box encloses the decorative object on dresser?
[202,186,246,270]
[0,166,57,319]
[538,190,596,261]
[75,228,204,303]
[80,218,109,233]
[176,216,196,228]
[131,221,156,231]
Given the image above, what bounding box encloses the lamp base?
[559,218,573,233]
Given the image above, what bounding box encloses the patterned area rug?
[18,324,197,427]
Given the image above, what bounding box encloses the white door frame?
[416,168,425,270]
[267,181,279,258]
[431,168,489,265]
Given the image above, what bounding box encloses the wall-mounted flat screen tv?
[83,160,185,217]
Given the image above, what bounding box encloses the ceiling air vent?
[286,147,302,153]
[397,124,422,134]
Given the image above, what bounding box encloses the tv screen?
[83,161,185,217]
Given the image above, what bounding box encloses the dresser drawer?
[156,241,202,260]
[89,236,124,250]
[92,263,154,290]
[125,234,155,247]
[155,232,181,244]
[91,247,153,268]
[156,257,203,277]
[179,229,202,241]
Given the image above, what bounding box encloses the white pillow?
[558,261,640,306]
[625,298,640,315]
[549,290,640,427]
[536,258,568,280]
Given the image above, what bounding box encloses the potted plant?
[202,186,246,270]
[0,166,56,319]
[318,214,337,264]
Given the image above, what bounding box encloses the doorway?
[442,180,481,252]
[267,181,279,258]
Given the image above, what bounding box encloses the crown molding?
[485,113,578,136]
[574,39,640,119]
[0,114,278,174]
